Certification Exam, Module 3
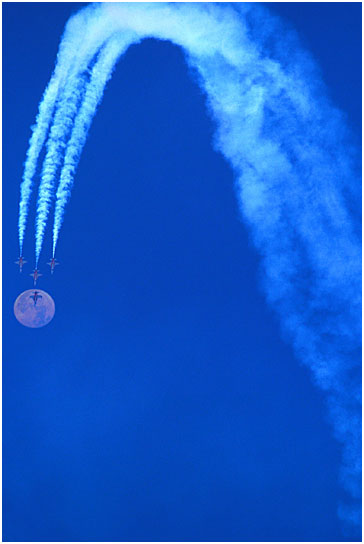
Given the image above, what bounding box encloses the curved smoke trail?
[34,41,120,263]
[24,2,361,536]
[17,20,80,256]
[20,2,129,261]
[52,32,137,256]
[18,8,101,255]
[34,73,86,264]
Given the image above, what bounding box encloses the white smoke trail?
[34,72,86,264]
[17,20,81,256]
[31,2,361,535]
[52,32,137,256]
[18,8,101,255]
[22,3,126,261]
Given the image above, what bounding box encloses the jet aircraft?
[30,290,42,306]
[15,256,27,272]
[30,269,42,286]
[47,257,59,274]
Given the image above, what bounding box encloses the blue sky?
[3,3,361,542]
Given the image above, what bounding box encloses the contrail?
[25,2,362,535]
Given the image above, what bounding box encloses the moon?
[14,289,55,328]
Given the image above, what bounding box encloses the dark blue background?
[3,3,361,541]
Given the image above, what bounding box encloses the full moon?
[14,289,55,328]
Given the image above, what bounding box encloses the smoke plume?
[20,3,361,535]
